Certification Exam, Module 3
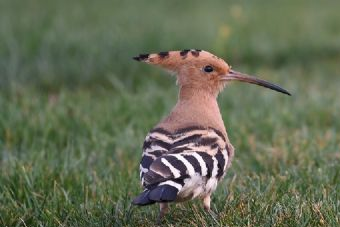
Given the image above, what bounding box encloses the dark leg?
[157,202,169,225]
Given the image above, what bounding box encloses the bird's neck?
[157,86,227,136]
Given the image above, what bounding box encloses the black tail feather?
[148,185,178,202]
[131,190,155,206]
[132,185,179,206]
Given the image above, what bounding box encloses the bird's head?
[133,50,291,97]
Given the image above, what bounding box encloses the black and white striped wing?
[139,128,172,186]
[143,128,229,187]
[133,127,231,205]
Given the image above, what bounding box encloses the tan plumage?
[132,49,290,223]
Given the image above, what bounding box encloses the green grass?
[1,0,340,226]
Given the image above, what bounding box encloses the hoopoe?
[131,50,290,221]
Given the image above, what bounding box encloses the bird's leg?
[203,194,211,211]
[203,194,218,220]
[157,202,169,224]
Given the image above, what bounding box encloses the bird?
[131,49,290,222]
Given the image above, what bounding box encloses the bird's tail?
[132,183,181,206]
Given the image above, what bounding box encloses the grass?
[0,0,340,226]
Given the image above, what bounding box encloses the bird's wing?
[133,126,231,205]
[139,128,173,186]
[142,127,229,188]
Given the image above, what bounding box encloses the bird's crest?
[133,49,225,72]
[133,49,291,96]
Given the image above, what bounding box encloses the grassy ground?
[1,0,340,226]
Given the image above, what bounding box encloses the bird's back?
[133,125,234,205]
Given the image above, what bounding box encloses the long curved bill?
[222,70,291,96]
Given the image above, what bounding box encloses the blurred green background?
[0,0,339,226]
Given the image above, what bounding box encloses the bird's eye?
[203,65,214,73]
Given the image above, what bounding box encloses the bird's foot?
[156,203,169,225]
